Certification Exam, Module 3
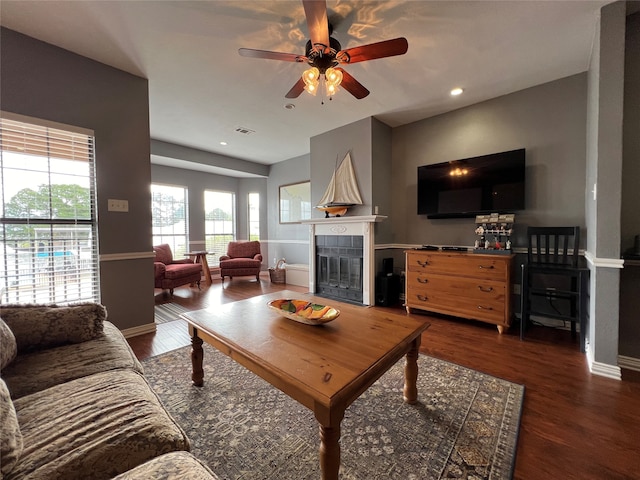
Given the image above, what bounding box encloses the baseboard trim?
[121,322,156,338]
[589,360,622,380]
[618,355,640,372]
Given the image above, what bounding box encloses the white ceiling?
[1,1,610,176]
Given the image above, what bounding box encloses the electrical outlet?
[108,199,129,212]
[546,287,556,300]
[512,284,521,295]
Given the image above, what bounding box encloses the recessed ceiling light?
[220,141,227,146]
[450,87,464,96]
[284,103,296,110]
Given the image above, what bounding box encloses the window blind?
[0,114,100,304]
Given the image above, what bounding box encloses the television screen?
[417,148,525,218]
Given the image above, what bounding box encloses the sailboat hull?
[316,205,349,217]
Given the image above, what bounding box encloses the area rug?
[143,344,524,480]
[154,302,190,324]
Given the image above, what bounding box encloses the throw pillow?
[0,378,23,476]
[0,302,106,353]
[0,316,17,370]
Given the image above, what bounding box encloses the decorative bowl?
[267,299,340,325]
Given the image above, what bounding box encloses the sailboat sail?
[317,152,363,207]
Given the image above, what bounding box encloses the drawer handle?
[417,277,428,284]
[478,286,494,292]
[477,305,494,310]
[478,265,494,270]
[417,260,429,267]
[417,294,428,302]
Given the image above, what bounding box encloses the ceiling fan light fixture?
[325,67,343,87]
[303,67,320,85]
[304,81,318,96]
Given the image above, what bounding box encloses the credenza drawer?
[407,272,506,302]
[406,252,507,281]
[405,250,514,332]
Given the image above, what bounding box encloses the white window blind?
[151,184,189,257]
[0,114,100,304]
[248,192,260,241]
[205,190,236,262]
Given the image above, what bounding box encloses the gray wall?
[266,154,311,267]
[622,10,640,251]
[310,117,374,219]
[584,1,626,369]
[619,10,640,359]
[391,73,588,249]
[0,28,153,330]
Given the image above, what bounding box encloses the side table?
[184,251,213,285]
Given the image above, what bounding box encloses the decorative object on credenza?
[316,151,363,218]
[473,213,514,255]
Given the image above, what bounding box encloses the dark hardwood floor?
[128,273,640,480]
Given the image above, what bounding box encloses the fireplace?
[302,215,386,305]
[316,235,363,303]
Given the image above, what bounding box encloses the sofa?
[154,244,203,295]
[0,302,217,480]
[219,240,263,282]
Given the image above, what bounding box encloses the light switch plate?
[108,199,129,212]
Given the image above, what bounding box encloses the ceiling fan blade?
[337,37,408,64]
[335,68,369,99]
[285,78,306,99]
[303,0,330,54]
[238,48,306,63]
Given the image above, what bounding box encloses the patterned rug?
[143,344,524,480]
[154,303,190,324]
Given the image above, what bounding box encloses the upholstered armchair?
[153,244,202,295]
[219,241,263,282]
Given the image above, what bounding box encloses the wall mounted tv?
[417,148,525,219]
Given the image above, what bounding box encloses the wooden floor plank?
[127,274,640,480]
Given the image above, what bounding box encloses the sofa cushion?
[0,302,105,353]
[0,316,17,369]
[220,258,261,269]
[10,369,190,480]
[2,321,144,399]
[111,451,218,480]
[0,379,23,477]
[164,262,202,280]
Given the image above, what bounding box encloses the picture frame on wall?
[279,181,311,224]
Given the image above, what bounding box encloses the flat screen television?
[417,148,525,219]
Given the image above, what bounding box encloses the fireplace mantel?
[302,215,387,305]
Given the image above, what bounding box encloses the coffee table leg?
[403,335,421,404]
[191,331,204,387]
[319,423,341,480]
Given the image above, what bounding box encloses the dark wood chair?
[520,226,589,352]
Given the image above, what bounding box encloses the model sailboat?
[316,151,363,218]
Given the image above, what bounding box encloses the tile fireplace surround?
[302,215,387,305]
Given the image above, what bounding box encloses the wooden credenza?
[405,250,514,333]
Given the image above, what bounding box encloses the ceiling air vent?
[235,126,255,135]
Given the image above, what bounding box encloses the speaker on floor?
[376,274,400,307]
[382,257,394,275]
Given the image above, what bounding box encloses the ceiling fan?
[238,0,408,100]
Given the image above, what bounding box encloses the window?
[0,114,99,304]
[151,184,189,258]
[248,192,260,241]
[205,190,235,262]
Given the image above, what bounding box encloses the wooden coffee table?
[182,290,429,480]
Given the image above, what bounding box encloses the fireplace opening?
[315,234,363,303]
